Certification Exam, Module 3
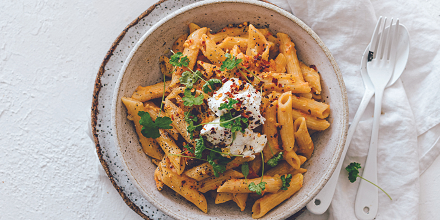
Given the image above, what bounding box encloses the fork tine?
[376,17,388,59]
[369,16,383,59]
[389,19,400,63]
[383,18,394,60]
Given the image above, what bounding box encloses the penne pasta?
[159,161,207,213]
[283,150,301,170]
[246,24,271,60]
[189,23,201,34]
[252,174,303,218]
[199,170,244,193]
[291,95,330,119]
[294,117,314,159]
[215,192,233,204]
[217,176,283,194]
[184,156,254,181]
[131,81,171,102]
[173,34,188,53]
[201,34,227,65]
[155,129,186,175]
[277,33,305,84]
[300,61,321,94]
[262,100,281,162]
[277,92,295,151]
[121,97,164,160]
[232,193,248,211]
[291,109,330,131]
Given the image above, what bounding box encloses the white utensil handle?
[307,89,375,214]
[355,89,384,220]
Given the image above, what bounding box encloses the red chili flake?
[310,65,318,71]
[278,83,283,88]
[272,78,278,85]
[222,77,228,83]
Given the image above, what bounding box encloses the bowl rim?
[111,0,349,219]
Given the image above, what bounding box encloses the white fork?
[355,17,400,220]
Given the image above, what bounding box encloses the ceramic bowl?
[112,0,348,219]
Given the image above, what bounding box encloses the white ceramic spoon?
[306,23,410,215]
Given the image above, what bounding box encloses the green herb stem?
[358,175,392,200]
[239,65,261,81]
[237,68,252,84]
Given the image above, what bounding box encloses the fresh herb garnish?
[267,152,283,167]
[180,70,202,88]
[346,162,392,200]
[202,78,222,93]
[207,150,233,177]
[241,162,249,181]
[220,53,242,71]
[219,53,261,84]
[184,111,201,139]
[169,51,189,67]
[194,138,206,159]
[169,51,222,106]
[248,153,267,195]
[183,144,194,154]
[220,112,248,134]
[138,111,173,139]
[280,174,292,190]
[248,182,266,196]
[219,98,239,110]
[182,88,204,107]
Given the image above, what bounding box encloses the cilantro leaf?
[220,53,242,71]
[267,152,284,167]
[208,160,226,177]
[346,162,361,183]
[280,174,292,190]
[206,150,232,177]
[184,111,198,123]
[138,111,172,139]
[248,181,267,195]
[169,52,189,67]
[187,122,201,139]
[202,78,222,93]
[219,98,239,110]
[220,113,249,134]
[195,138,206,159]
[345,162,392,200]
[184,111,201,139]
[184,144,194,154]
[179,70,202,88]
[182,88,204,107]
[241,162,249,181]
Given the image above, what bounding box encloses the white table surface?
[1,0,439,219]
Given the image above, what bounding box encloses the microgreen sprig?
[346,162,392,200]
[248,153,267,195]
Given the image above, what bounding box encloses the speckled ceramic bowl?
[112,0,348,219]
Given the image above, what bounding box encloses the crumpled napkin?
[265,0,440,219]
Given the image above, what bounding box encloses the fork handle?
[355,88,384,220]
[306,89,374,215]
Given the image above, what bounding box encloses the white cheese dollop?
[200,78,267,157]
[207,78,265,129]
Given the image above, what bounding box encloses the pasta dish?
[120,22,330,218]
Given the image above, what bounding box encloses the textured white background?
[0,0,439,219]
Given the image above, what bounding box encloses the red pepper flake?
[310,65,318,71]
[222,77,228,83]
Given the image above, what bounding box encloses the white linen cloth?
[266,0,440,219]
